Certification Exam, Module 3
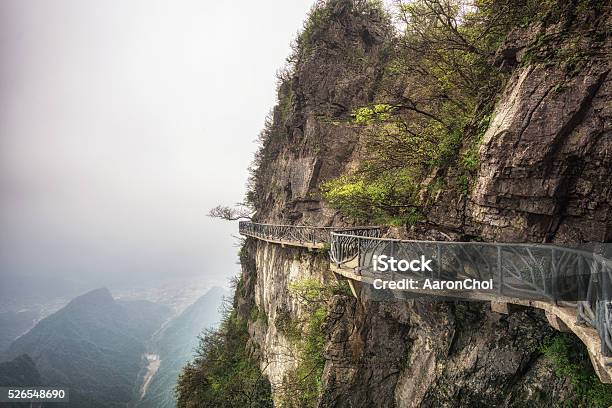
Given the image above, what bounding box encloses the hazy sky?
[0,0,313,294]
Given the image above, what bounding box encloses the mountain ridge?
[2,287,172,407]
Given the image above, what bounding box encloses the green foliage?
[522,32,593,75]
[277,81,295,123]
[175,305,273,408]
[322,169,422,225]
[540,334,612,407]
[460,114,489,173]
[288,278,349,303]
[519,0,608,76]
[275,308,302,341]
[352,104,396,125]
[460,150,479,173]
[276,279,350,407]
[279,305,327,408]
[321,0,534,225]
[314,242,332,256]
[319,0,596,226]
[394,0,520,99]
[296,1,333,56]
[436,125,465,168]
[176,244,271,408]
[456,111,492,193]
[250,305,268,325]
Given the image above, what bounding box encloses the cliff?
[180,0,612,406]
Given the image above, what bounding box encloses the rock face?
[470,61,611,243]
[252,0,392,226]
[241,1,611,406]
[448,11,610,244]
[321,301,573,407]
[247,242,333,390]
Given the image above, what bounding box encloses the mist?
[0,0,313,299]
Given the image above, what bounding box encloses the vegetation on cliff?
[237,0,612,226]
[175,304,273,408]
[319,0,609,225]
[245,0,393,213]
[541,334,612,407]
[175,245,273,408]
[275,279,350,407]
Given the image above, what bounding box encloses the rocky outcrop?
[437,8,611,244]
[252,0,392,226]
[320,300,575,407]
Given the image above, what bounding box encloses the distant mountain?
[2,288,171,408]
[136,286,227,408]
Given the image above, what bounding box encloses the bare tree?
[208,204,253,221]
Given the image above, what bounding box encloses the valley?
[0,282,227,407]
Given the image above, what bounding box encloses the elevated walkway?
[239,221,612,383]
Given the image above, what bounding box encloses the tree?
[175,304,273,408]
[323,0,544,224]
[208,205,252,221]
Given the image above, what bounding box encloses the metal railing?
[239,221,337,247]
[238,221,381,247]
[330,232,612,357]
[238,221,612,357]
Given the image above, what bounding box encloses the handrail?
[330,232,612,268]
[329,232,611,357]
[238,221,612,357]
[238,221,379,247]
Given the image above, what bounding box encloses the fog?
[0,0,313,299]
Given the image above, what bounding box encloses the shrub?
[276,279,350,407]
[540,334,612,407]
[322,169,422,225]
[175,306,273,408]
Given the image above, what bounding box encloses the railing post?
[601,260,611,356]
[357,237,361,276]
[551,248,557,305]
[338,235,341,266]
[239,223,612,351]
[497,246,503,296]
[576,256,587,325]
